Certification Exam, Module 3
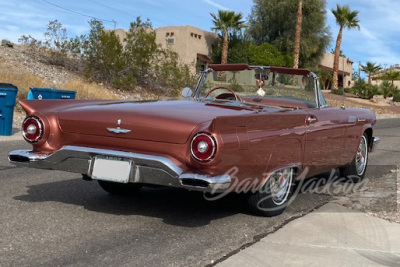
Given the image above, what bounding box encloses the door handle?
[307,116,318,124]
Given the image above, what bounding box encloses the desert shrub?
[43,20,69,66]
[380,80,397,98]
[19,21,82,70]
[393,91,400,102]
[352,79,379,99]
[82,21,126,88]
[344,88,354,94]
[366,85,380,99]
[18,35,43,59]
[154,50,197,96]
[19,18,198,97]
[331,89,344,95]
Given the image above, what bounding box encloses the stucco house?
[155,26,217,72]
[318,53,354,89]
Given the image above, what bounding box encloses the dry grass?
[0,71,120,116]
[0,71,119,101]
[59,79,119,100]
[0,72,47,100]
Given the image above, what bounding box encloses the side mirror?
[181,87,193,98]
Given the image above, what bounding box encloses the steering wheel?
[204,86,241,101]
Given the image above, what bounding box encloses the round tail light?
[22,117,43,142]
[191,132,217,162]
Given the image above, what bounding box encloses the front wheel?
[339,133,369,183]
[247,167,294,217]
[98,180,143,195]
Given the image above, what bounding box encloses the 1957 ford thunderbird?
[9,64,380,216]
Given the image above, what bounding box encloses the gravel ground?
[333,168,400,223]
[323,91,400,115]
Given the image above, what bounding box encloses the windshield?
[197,68,318,109]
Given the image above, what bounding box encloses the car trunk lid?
[58,100,256,144]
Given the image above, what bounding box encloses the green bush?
[352,78,380,99]
[248,43,288,67]
[352,78,367,98]
[344,88,354,94]
[331,89,344,95]
[366,85,380,99]
[229,81,245,92]
[393,88,400,102]
[379,80,397,98]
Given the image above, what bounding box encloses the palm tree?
[293,0,303,69]
[210,10,246,64]
[331,5,360,89]
[360,62,382,85]
[381,69,400,86]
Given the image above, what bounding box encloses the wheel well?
[364,128,373,150]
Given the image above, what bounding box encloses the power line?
[87,0,136,20]
[40,0,116,27]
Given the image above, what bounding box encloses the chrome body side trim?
[8,146,231,193]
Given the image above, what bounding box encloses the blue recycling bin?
[53,89,76,99]
[0,83,18,136]
[29,88,76,100]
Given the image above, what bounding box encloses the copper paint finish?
[13,65,377,191]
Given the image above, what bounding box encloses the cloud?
[202,0,230,10]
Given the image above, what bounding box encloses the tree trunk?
[368,74,372,85]
[221,31,229,64]
[332,26,343,89]
[293,0,303,69]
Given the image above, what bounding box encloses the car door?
[303,107,350,176]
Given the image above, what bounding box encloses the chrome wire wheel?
[269,168,293,206]
[356,135,368,176]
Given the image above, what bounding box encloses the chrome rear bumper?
[8,146,231,193]
[371,136,381,152]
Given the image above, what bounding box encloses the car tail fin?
[19,99,113,116]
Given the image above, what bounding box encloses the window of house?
[167,38,174,45]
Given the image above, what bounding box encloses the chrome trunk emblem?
[107,119,131,134]
[107,127,131,134]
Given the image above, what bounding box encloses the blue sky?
[0,0,399,70]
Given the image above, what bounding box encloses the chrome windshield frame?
[193,65,324,108]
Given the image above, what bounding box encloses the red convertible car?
[9,64,380,216]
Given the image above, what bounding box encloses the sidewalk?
[0,128,23,142]
[217,203,400,267]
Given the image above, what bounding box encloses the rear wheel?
[247,167,294,217]
[339,133,369,183]
[98,180,142,195]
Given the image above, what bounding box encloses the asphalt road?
[0,119,399,267]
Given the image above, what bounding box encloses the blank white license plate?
[91,156,132,183]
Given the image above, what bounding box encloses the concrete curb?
[0,128,23,142]
[376,114,400,119]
